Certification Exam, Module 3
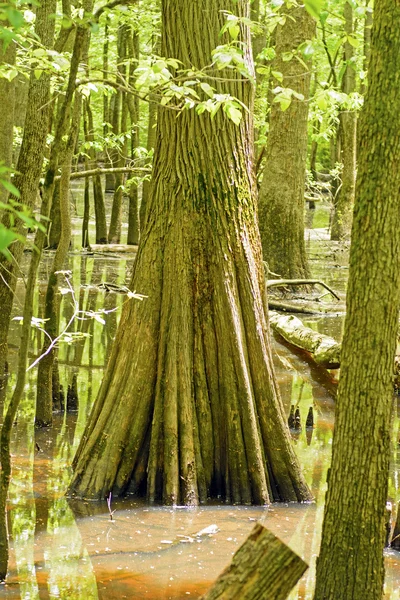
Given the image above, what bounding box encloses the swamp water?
[1,199,400,599]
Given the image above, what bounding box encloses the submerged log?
[201,523,308,600]
[269,310,341,369]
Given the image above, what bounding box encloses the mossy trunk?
[314,1,400,598]
[258,5,315,279]
[0,40,16,208]
[0,0,56,382]
[68,0,311,507]
[330,2,357,241]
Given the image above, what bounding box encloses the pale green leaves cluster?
[0,165,46,259]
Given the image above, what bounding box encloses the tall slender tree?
[314,0,400,597]
[330,1,357,241]
[68,0,311,506]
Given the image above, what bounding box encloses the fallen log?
[269,310,341,369]
[89,244,138,253]
[267,278,341,301]
[201,523,308,600]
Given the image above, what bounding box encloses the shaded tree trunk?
[127,28,140,245]
[0,0,56,388]
[330,2,357,241]
[314,1,400,598]
[0,40,16,208]
[140,34,159,232]
[258,5,315,278]
[86,100,108,243]
[68,0,311,507]
[36,96,82,426]
[108,25,128,244]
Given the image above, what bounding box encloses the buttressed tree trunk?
[258,5,315,279]
[330,1,357,241]
[314,1,400,598]
[68,0,311,506]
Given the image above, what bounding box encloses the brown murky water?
[2,199,400,599]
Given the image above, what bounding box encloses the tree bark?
[258,5,315,279]
[0,40,16,208]
[314,1,400,597]
[202,524,307,600]
[0,0,56,385]
[68,0,311,506]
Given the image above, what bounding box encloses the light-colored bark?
[269,311,340,369]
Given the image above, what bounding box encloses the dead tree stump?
[201,523,308,600]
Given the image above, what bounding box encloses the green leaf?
[346,35,360,48]
[305,0,324,19]
[1,180,20,197]
[225,104,242,125]
[316,94,328,111]
[271,70,283,82]
[200,82,214,98]
[34,69,43,80]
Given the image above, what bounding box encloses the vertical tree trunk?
[68,0,311,507]
[258,6,315,278]
[314,1,400,598]
[36,94,82,427]
[140,34,159,232]
[0,40,16,208]
[127,28,140,245]
[0,0,56,387]
[330,2,357,241]
[86,100,108,243]
[108,25,127,244]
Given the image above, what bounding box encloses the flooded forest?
[1,0,400,599]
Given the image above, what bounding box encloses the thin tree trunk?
[314,1,400,597]
[127,28,140,245]
[68,0,311,507]
[140,34,159,232]
[108,25,127,244]
[86,101,108,243]
[330,2,357,241]
[258,5,315,278]
[0,40,16,208]
[36,94,82,427]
